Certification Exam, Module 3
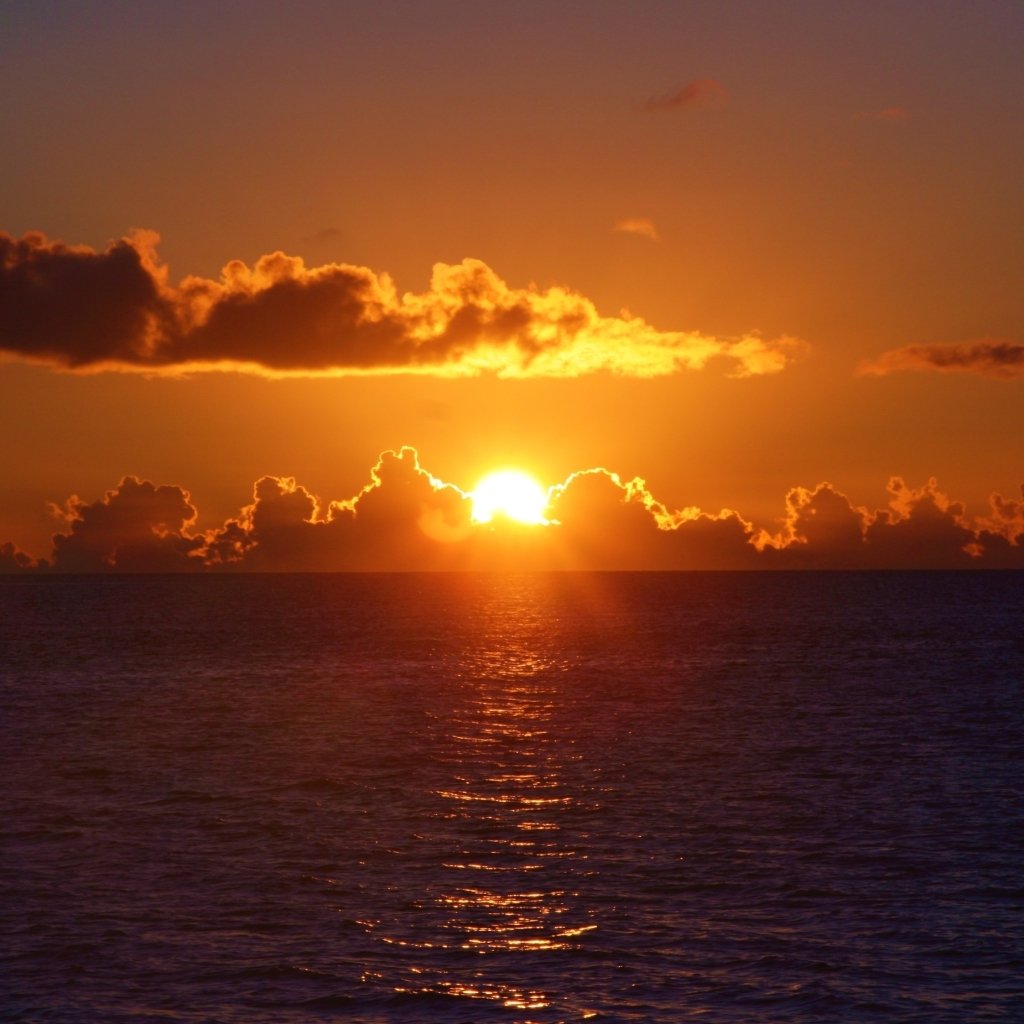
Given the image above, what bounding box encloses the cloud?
[0,231,168,368]
[0,230,800,379]
[758,482,871,569]
[545,468,758,570]
[204,447,478,572]
[974,486,1024,566]
[855,106,910,122]
[859,340,1024,379]
[613,218,659,241]
[304,226,344,245]
[48,476,205,572]
[861,477,977,568]
[0,541,40,572]
[759,476,1024,569]
[978,486,1024,543]
[645,78,728,112]
[6,450,1021,572]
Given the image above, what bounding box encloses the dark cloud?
[862,477,978,569]
[759,482,870,569]
[4,453,1023,572]
[0,230,167,368]
[860,340,1024,379]
[204,448,477,572]
[546,469,758,569]
[0,230,798,379]
[980,486,1024,543]
[49,476,204,572]
[973,486,1024,567]
[644,78,728,112]
[0,541,39,572]
[545,468,673,570]
[760,477,1022,569]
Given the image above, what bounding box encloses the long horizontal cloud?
[0,230,801,378]
[5,449,1022,572]
[860,340,1024,379]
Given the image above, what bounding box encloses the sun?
[470,470,550,525]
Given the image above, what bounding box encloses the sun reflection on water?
[381,579,602,1018]
[434,681,582,969]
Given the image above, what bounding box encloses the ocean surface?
[1,572,1022,1023]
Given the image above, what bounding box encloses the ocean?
[1,572,1022,1022]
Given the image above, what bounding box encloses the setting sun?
[2,7,1022,1023]
[470,470,550,525]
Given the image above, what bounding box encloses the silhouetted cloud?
[760,476,1024,569]
[0,230,800,379]
[859,340,1024,379]
[4,452,1022,572]
[0,541,39,572]
[974,486,1024,567]
[49,476,204,572]
[0,231,167,369]
[545,468,758,570]
[645,78,728,112]
[758,482,871,569]
[613,218,659,241]
[203,448,477,572]
[544,468,672,570]
[979,486,1024,543]
[862,477,976,568]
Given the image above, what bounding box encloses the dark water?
[1,572,1022,1023]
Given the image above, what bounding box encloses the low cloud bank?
[5,449,1022,572]
[0,230,800,379]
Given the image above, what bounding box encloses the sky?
[1,0,1022,570]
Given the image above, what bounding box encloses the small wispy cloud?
[855,106,909,122]
[859,340,1024,380]
[304,226,344,245]
[613,217,659,241]
[645,77,727,112]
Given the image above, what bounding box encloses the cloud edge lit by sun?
[0,230,806,381]
[3,446,1023,574]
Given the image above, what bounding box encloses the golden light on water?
[369,577,606,1018]
[470,470,550,525]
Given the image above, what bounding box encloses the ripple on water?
[1,572,1022,1022]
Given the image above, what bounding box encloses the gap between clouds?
[0,230,802,379]
[3,448,1022,572]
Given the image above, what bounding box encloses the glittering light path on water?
[367,581,606,1019]
[2,572,1022,1022]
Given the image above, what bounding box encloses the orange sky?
[1,1,1022,569]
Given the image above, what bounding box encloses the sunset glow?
[470,470,550,526]
[2,7,1022,1023]
[0,2,1021,571]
